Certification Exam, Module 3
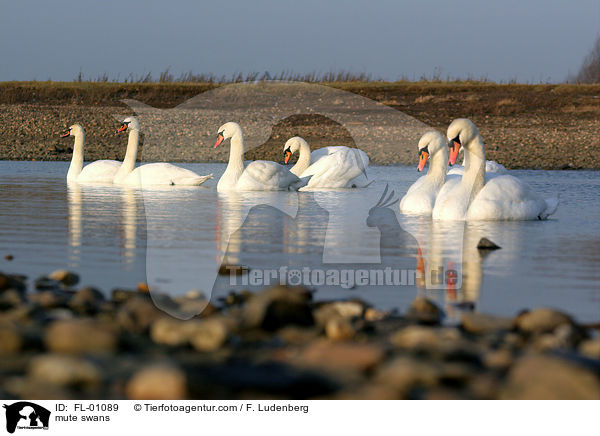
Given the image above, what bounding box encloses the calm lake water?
[0,161,598,322]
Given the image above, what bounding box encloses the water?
[0,161,598,322]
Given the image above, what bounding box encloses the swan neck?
[227,132,245,174]
[290,141,311,176]
[114,130,139,182]
[462,136,486,204]
[67,132,84,181]
[426,148,448,186]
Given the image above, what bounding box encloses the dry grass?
[414,95,435,104]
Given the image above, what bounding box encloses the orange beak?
[214,133,224,148]
[117,124,128,133]
[448,140,460,165]
[284,150,291,164]
[60,129,71,138]
[417,151,429,172]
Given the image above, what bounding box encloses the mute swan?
[447,147,507,175]
[113,117,213,186]
[61,124,120,183]
[283,137,371,190]
[432,119,559,221]
[399,131,459,215]
[214,122,308,192]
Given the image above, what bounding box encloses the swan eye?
[419,145,429,157]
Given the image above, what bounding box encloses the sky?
[0,0,598,83]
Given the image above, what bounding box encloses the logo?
[3,402,50,434]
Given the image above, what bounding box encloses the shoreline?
[1,269,600,400]
[1,82,599,169]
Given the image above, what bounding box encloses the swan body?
[113,117,212,186]
[432,119,558,221]
[215,123,307,192]
[400,131,459,215]
[283,137,371,190]
[62,124,120,183]
[447,152,507,175]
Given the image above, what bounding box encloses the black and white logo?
[3,402,50,434]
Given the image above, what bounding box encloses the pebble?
[243,285,314,331]
[461,312,514,334]
[189,317,230,352]
[45,319,118,354]
[29,354,101,388]
[390,325,441,350]
[407,296,443,325]
[297,340,385,373]
[0,322,23,354]
[4,255,13,261]
[136,282,150,293]
[515,308,574,334]
[69,287,105,314]
[126,364,187,400]
[48,269,80,287]
[325,317,356,341]
[579,339,600,359]
[501,354,600,399]
[117,297,164,333]
[477,237,501,250]
[150,317,198,347]
[376,357,439,395]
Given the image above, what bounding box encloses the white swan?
[432,119,559,221]
[283,137,371,190]
[214,122,308,192]
[447,146,507,175]
[399,131,459,215]
[62,124,120,183]
[113,117,213,186]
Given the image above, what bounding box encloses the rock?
[364,307,388,321]
[126,364,187,400]
[461,312,514,334]
[516,308,574,334]
[314,300,365,326]
[376,357,439,395]
[218,264,248,276]
[117,297,164,333]
[34,277,61,291]
[29,290,69,308]
[150,317,198,347]
[477,237,501,250]
[45,319,118,354]
[69,287,105,314]
[0,272,26,293]
[48,269,79,287]
[533,323,581,351]
[243,285,313,331]
[500,354,600,399]
[483,349,513,370]
[0,323,23,354]
[407,297,443,325]
[297,340,385,373]
[0,289,24,309]
[325,318,356,341]
[189,318,230,352]
[29,354,101,388]
[390,325,441,350]
[579,339,600,359]
[4,255,13,261]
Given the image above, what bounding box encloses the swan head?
[417,130,446,172]
[282,136,307,164]
[61,123,84,138]
[215,122,242,148]
[446,118,480,165]
[117,116,140,134]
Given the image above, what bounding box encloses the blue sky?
[0,0,598,82]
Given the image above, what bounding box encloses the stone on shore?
[45,319,118,354]
[29,354,101,388]
[243,285,314,331]
[126,364,187,400]
[515,308,574,334]
[407,297,443,325]
[461,312,514,334]
[500,354,600,399]
[48,269,80,287]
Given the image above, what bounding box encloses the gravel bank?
[0,82,599,169]
[1,269,599,400]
